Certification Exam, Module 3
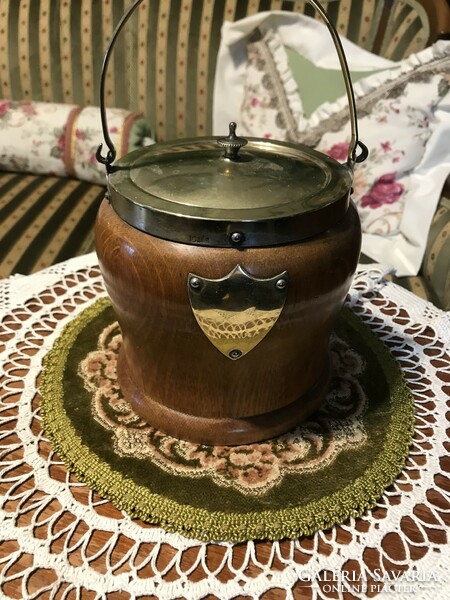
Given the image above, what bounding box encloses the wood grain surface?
[95,199,361,444]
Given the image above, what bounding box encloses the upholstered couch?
[0,0,449,308]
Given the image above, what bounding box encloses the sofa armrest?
[420,181,450,310]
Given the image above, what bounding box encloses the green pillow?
[284,47,391,117]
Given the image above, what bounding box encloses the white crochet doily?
[1,253,449,599]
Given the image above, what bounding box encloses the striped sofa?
[0,0,449,308]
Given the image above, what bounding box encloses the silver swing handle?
[96,0,368,172]
[306,0,368,166]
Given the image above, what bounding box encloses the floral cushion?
[0,102,152,185]
[213,13,450,277]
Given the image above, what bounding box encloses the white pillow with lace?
[214,14,450,277]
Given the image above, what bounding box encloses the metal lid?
[107,126,353,248]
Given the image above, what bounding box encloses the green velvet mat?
[40,298,414,542]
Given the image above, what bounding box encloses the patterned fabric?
[0,0,447,299]
[0,101,78,177]
[0,1,129,109]
[0,0,431,143]
[366,189,450,309]
[380,0,430,60]
[0,172,104,278]
[422,192,450,309]
[239,30,450,278]
[72,106,150,184]
[141,0,421,141]
[362,188,450,310]
[0,101,149,184]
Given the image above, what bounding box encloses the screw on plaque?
[189,277,202,290]
[217,122,248,161]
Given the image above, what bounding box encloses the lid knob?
[217,122,248,161]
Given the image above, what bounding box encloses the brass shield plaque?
[188,265,288,360]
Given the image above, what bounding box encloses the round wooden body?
[95,199,361,445]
